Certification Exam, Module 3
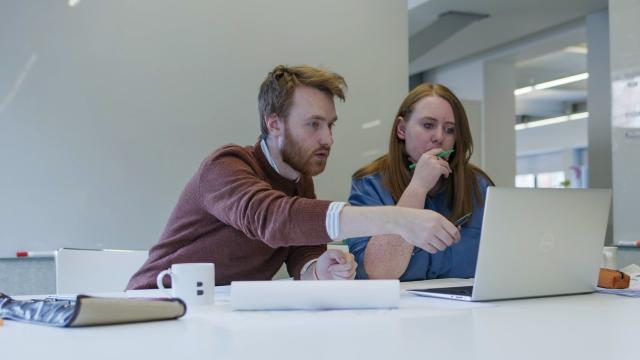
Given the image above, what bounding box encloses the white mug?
[602,247,618,270]
[156,263,215,306]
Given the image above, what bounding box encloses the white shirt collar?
[260,138,280,173]
[260,138,300,183]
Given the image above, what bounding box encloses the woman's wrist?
[400,182,429,207]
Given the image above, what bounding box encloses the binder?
[0,292,186,327]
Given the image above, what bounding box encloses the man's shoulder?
[200,143,259,167]
[209,143,256,160]
[191,143,262,179]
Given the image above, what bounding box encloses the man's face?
[279,86,337,176]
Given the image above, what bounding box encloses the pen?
[411,212,472,256]
[409,149,455,170]
[453,212,472,227]
[617,240,640,247]
[16,251,57,258]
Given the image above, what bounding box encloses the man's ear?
[266,113,282,136]
[396,117,406,140]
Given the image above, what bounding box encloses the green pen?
[409,149,455,169]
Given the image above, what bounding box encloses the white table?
[2,279,639,360]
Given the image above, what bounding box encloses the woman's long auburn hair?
[353,83,494,221]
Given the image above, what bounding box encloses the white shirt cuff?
[300,259,318,278]
[325,202,348,240]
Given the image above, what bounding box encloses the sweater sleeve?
[285,245,327,279]
[197,150,332,248]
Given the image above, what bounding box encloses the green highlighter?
[409,149,455,170]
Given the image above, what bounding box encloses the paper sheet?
[230,280,399,310]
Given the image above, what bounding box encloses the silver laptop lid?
[471,187,611,301]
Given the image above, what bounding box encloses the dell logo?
[539,233,555,253]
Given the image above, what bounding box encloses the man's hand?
[396,208,460,254]
[313,249,357,280]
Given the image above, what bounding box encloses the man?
[127,65,460,288]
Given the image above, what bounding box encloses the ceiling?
[409,0,599,119]
[408,0,607,75]
[515,43,588,118]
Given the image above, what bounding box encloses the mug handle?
[156,269,173,295]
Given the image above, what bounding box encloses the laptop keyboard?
[421,286,474,296]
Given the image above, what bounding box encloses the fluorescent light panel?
[514,72,588,95]
[514,86,533,96]
[565,46,588,54]
[515,112,589,131]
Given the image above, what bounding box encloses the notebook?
[408,187,612,301]
[0,292,186,327]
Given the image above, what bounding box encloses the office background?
[0,0,407,255]
[1,0,638,295]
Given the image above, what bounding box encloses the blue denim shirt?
[347,173,490,281]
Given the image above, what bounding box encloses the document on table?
[230,280,399,310]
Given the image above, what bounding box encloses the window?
[516,171,567,188]
[536,171,566,188]
[515,174,535,188]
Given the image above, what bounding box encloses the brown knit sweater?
[127,142,332,288]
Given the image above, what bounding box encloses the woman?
[348,83,494,280]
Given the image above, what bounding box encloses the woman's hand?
[410,148,452,192]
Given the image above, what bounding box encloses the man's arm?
[199,152,332,248]
[363,183,427,279]
[338,206,460,255]
[200,147,458,252]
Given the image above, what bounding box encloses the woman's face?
[397,95,456,163]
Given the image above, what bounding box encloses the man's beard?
[281,130,329,176]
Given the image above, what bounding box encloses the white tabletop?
[2,279,639,360]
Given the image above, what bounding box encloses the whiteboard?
[0,0,408,256]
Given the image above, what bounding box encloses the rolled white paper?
[230,280,399,310]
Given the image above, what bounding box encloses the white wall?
[0,0,408,255]
[586,11,611,188]
[609,0,640,246]
[483,59,516,186]
[586,10,613,242]
[425,59,484,102]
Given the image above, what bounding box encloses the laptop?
[408,187,612,301]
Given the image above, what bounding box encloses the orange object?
[0,318,4,327]
[598,268,630,289]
